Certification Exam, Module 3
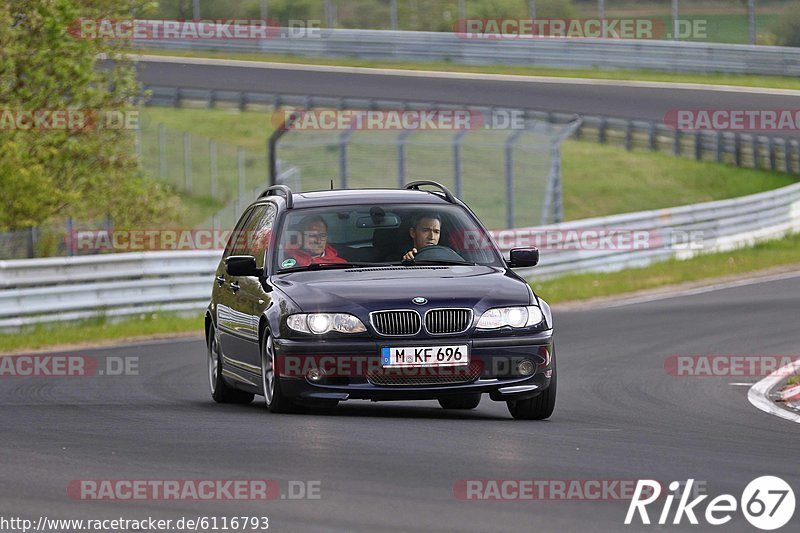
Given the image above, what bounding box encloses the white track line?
[134,54,800,96]
[748,359,800,423]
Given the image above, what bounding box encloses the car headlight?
[476,306,545,329]
[287,313,367,334]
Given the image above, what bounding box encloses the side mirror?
[507,247,539,268]
[225,255,261,277]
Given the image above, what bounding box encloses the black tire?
[208,328,254,404]
[261,333,296,414]
[506,351,557,420]
[438,393,482,410]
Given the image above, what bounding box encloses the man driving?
[403,212,441,261]
[284,215,347,266]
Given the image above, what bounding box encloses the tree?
[0,0,181,231]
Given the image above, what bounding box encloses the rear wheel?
[261,333,296,413]
[507,351,557,420]
[208,328,254,404]
[438,393,482,410]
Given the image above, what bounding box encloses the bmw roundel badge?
[412,297,427,305]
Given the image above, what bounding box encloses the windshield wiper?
[408,259,476,266]
[278,262,391,273]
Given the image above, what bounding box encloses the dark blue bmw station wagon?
[206,181,555,419]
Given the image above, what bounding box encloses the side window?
[250,204,276,268]
[232,205,268,257]
[223,207,255,258]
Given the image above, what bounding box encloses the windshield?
[274,203,503,271]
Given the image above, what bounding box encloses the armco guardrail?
[141,86,800,177]
[138,26,800,77]
[2,181,800,329]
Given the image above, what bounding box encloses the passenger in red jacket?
[283,215,347,267]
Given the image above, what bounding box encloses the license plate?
[381,345,469,368]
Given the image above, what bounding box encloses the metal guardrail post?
[752,136,759,169]
[183,132,192,193]
[783,139,792,174]
[599,117,608,144]
[716,132,723,163]
[207,89,216,108]
[673,129,681,156]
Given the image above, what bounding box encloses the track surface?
[2,274,799,532]
[134,58,800,139]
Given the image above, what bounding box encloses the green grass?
[135,48,800,91]
[788,376,800,386]
[0,312,204,353]
[560,142,795,220]
[531,232,800,304]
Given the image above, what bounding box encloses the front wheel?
[208,328,254,404]
[261,334,296,413]
[438,393,481,410]
[507,350,557,420]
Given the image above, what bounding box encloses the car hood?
[272,265,531,315]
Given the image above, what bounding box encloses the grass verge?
[136,48,800,91]
[531,233,800,304]
[0,313,204,354]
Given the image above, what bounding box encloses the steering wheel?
[412,245,465,262]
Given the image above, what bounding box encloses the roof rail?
[259,184,294,208]
[405,181,457,204]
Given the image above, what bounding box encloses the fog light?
[307,368,326,382]
[517,359,536,376]
[544,369,552,378]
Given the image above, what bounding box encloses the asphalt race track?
[2,274,798,532]
[134,57,800,139]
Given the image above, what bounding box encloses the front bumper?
[273,331,554,402]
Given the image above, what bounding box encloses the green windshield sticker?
[281,258,297,268]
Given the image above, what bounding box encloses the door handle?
[230,281,240,293]
[216,276,225,287]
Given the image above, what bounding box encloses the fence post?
[624,120,633,151]
[27,226,37,259]
[158,123,166,179]
[452,129,469,200]
[210,139,218,199]
[504,130,524,229]
[599,117,608,144]
[694,131,702,160]
[649,121,657,151]
[183,132,192,193]
[338,130,354,188]
[751,135,759,169]
[397,130,413,187]
[673,129,681,156]
[716,131,723,163]
[238,147,246,200]
[768,137,777,171]
[65,218,74,256]
[734,133,742,167]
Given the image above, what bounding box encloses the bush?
[773,1,800,47]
